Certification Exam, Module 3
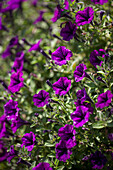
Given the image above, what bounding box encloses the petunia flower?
[60,21,77,41]
[74,63,90,82]
[4,100,20,120]
[76,88,92,104]
[91,0,108,5]
[51,46,73,66]
[95,90,113,109]
[58,124,76,148]
[89,49,106,68]
[75,100,94,114]
[32,162,53,170]
[52,77,71,96]
[11,52,24,72]
[21,132,36,151]
[55,140,72,162]
[33,11,45,24]
[28,39,42,52]
[11,114,30,133]
[2,46,11,58]
[71,106,91,128]
[90,151,107,169]
[8,71,24,93]
[33,90,50,107]
[0,115,7,138]
[75,7,94,26]
[0,16,8,31]
[7,145,18,163]
[51,5,63,22]
[64,0,74,10]
[0,141,8,162]
[108,133,113,141]
[9,36,19,48]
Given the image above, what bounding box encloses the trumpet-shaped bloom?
[7,145,18,163]
[0,115,7,138]
[53,77,71,96]
[0,141,8,162]
[60,21,77,41]
[89,49,106,68]
[4,100,20,120]
[91,0,108,5]
[32,162,53,170]
[51,46,73,66]
[51,5,63,22]
[75,7,94,26]
[95,90,113,109]
[28,39,42,52]
[90,151,107,169]
[21,132,36,151]
[71,106,90,128]
[11,114,29,133]
[58,124,76,148]
[34,11,45,24]
[33,90,50,107]
[11,52,24,72]
[76,88,92,104]
[8,71,24,93]
[55,140,72,162]
[74,63,88,82]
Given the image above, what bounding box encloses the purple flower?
[71,106,90,128]
[95,90,113,109]
[32,162,53,170]
[108,133,113,141]
[9,36,19,48]
[52,77,71,96]
[2,46,11,58]
[74,63,89,82]
[7,145,18,163]
[11,52,24,72]
[33,90,50,107]
[31,0,38,6]
[0,141,8,162]
[91,0,108,5]
[64,0,74,10]
[60,21,77,41]
[75,7,94,26]
[11,114,29,133]
[28,39,42,52]
[21,132,36,151]
[75,100,94,114]
[90,151,107,169]
[8,71,24,93]
[51,46,73,66]
[0,16,8,31]
[0,115,7,138]
[34,11,45,24]
[89,49,106,68]
[58,124,76,148]
[2,0,27,12]
[64,0,69,10]
[55,140,72,162]
[4,100,20,120]
[76,88,92,104]
[51,5,63,22]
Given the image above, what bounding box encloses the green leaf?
[29,161,36,170]
[107,121,113,127]
[92,121,107,129]
[96,65,102,70]
[44,143,55,147]
[97,56,104,61]
[57,166,65,170]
